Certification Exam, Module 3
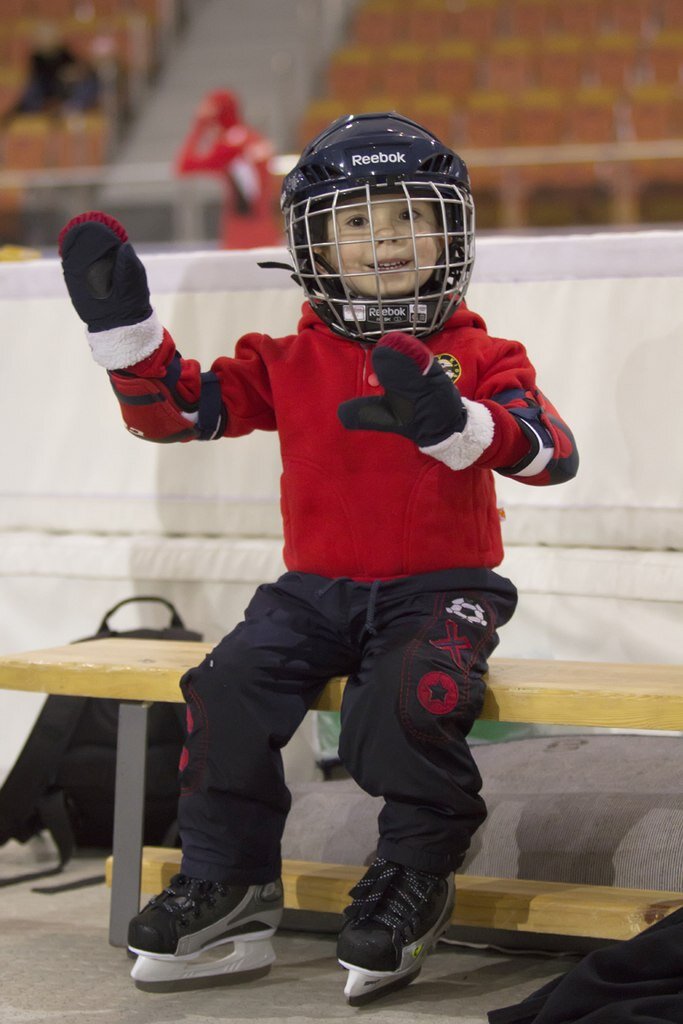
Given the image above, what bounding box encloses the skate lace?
[347,859,441,937]
[149,874,229,923]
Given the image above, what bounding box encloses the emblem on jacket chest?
[436,353,462,383]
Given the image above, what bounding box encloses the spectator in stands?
[3,21,100,125]
[175,89,281,248]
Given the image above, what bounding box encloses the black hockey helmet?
[281,111,475,342]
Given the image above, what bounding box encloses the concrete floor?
[0,840,577,1024]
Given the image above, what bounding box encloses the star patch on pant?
[417,671,460,715]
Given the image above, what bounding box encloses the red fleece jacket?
[114,304,574,579]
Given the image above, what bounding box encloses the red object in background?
[175,89,281,249]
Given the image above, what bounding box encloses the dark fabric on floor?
[487,906,683,1024]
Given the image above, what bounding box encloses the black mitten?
[338,332,467,447]
[58,211,152,333]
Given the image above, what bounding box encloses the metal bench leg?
[108,701,149,947]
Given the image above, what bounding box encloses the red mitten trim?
[58,211,128,255]
[377,331,432,373]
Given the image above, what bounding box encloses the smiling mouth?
[369,259,411,271]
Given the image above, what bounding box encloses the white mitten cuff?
[86,310,164,369]
[420,398,495,471]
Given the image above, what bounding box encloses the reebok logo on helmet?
[350,151,407,166]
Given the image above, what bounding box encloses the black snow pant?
[177,568,517,884]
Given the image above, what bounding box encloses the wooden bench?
[1,637,683,948]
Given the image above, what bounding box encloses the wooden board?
[1,637,682,729]
[105,847,683,942]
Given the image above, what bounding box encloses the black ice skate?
[337,858,455,1005]
[128,873,283,987]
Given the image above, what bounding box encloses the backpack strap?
[0,695,88,885]
[95,595,185,636]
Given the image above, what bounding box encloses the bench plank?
[1,637,682,728]
[105,847,683,942]
[6,638,680,947]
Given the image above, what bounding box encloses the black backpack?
[0,596,201,887]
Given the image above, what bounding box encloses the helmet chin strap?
[312,251,337,277]
[256,260,302,288]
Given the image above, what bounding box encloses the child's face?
[314,192,443,298]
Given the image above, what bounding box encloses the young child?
[59,111,578,1005]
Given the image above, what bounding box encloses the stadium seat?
[0,185,24,244]
[659,0,683,32]
[565,87,619,143]
[404,0,451,45]
[357,93,403,115]
[326,47,378,103]
[351,0,408,46]
[537,36,588,91]
[585,34,642,90]
[375,43,429,99]
[442,0,502,44]
[625,83,683,140]
[425,40,480,98]
[512,88,566,146]
[506,0,559,40]
[53,112,110,167]
[462,91,513,148]
[637,160,683,221]
[554,0,612,37]
[484,37,538,93]
[2,115,53,170]
[0,68,24,121]
[297,99,349,149]
[525,177,613,227]
[8,0,74,15]
[607,0,659,37]
[403,93,456,145]
[642,31,683,85]
[4,21,37,66]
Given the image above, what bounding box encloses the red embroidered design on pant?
[429,619,472,669]
[417,671,460,715]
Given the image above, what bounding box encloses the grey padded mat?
[282,734,683,891]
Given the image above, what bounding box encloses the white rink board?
[1,230,682,547]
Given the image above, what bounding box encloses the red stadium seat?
[352,1,409,46]
[298,99,349,149]
[554,0,612,37]
[425,40,481,98]
[443,0,503,45]
[566,87,619,143]
[642,31,683,86]
[512,89,566,146]
[625,83,683,140]
[585,34,642,90]
[375,43,430,99]
[462,91,514,148]
[537,36,588,92]
[2,115,53,170]
[484,37,538,94]
[327,47,378,104]
[506,0,559,40]
[403,93,457,144]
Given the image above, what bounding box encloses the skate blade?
[130,934,276,990]
[341,962,422,1006]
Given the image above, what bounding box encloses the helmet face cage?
[286,181,474,342]
[282,113,475,343]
